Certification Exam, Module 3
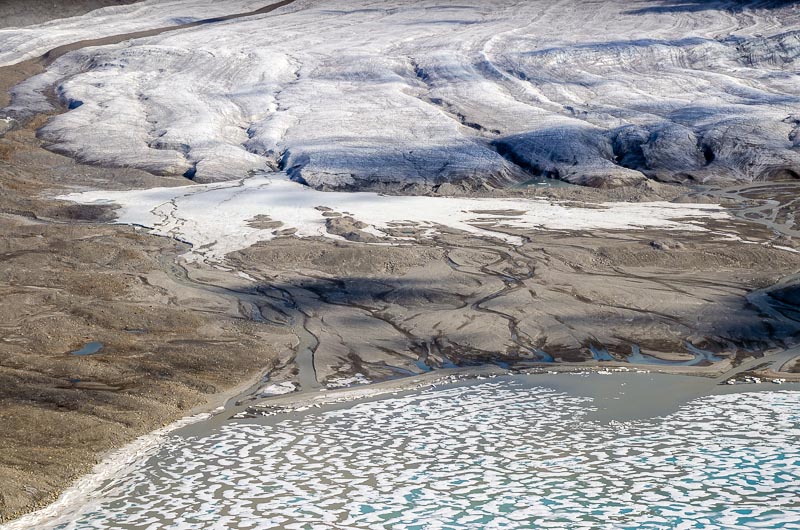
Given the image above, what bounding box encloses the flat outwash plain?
[0,0,799,527]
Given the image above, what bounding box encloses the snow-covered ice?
[0,0,282,66]
[60,173,729,262]
[4,0,800,188]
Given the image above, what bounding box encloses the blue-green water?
[11,381,800,530]
[70,342,104,356]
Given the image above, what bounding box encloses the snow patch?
[59,173,729,263]
[255,381,297,397]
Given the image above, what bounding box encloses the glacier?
[3,0,800,188]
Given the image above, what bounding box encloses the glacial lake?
[17,377,800,529]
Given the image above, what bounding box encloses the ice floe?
[8,383,798,529]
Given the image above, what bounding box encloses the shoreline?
[0,364,271,530]
[0,361,274,528]
[2,88,793,530]
[224,358,797,418]
[4,360,798,529]
[225,344,800,422]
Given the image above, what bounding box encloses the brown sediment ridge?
[2,0,800,524]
